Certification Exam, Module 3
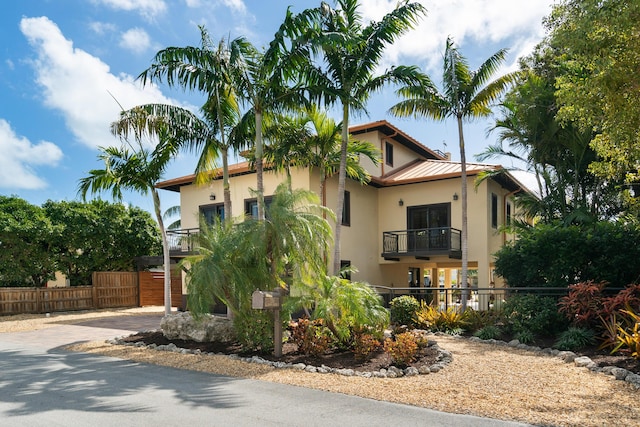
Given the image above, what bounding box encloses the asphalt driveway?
[0,313,533,427]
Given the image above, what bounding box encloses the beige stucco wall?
[179,167,312,229]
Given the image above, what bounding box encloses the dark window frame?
[200,203,225,225]
[341,190,351,226]
[506,201,512,227]
[340,260,351,280]
[491,193,498,229]
[244,196,273,219]
[385,141,394,167]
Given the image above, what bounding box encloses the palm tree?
[304,0,426,274]
[78,125,174,315]
[262,107,380,208]
[138,28,248,220]
[390,36,518,310]
[184,183,333,351]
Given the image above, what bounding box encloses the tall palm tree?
[303,0,426,274]
[262,107,380,208]
[111,99,248,221]
[138,28,248,220]
[78,125,174,315]
[390,36,518,310]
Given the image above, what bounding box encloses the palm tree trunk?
[332,104,349,275]
[222,147,231,220]
[457,115,468,311]
[255,109,265,221]
[152,188,172,316]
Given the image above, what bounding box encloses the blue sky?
[0,0,554,215]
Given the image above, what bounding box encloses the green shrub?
[554,327,596,351]
[514,330,535,344]
[234,310,274,353]
[474,325,502,340]
[384,332,418,366]
[465,308,503,333]
[502,294,567,337]
[389,295,420,326]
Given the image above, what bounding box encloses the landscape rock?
[161,312,235,343]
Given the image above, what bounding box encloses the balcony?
[382,227,461,260]
[166,228,199,257]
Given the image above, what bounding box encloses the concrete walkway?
[0,312,533,427]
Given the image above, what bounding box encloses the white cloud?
[20,16,179,150]
[119,27,151,53]
[93,0,167,20]
[359,0,553,73]
[220,0,246,14]
[0,119,63,189]
[88,21,117,35]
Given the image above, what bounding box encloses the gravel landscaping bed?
[3,309,639,427]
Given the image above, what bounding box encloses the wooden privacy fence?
[0,271,139,316]
[138,270,182,307]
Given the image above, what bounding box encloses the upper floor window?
[341,190,351,226]
[491,193,498,229]
[506,201,512,226]
[245,196,273,219]
[385,141,394,167]
[200,203,224,225]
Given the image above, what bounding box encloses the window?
[506,201,512,226]
[385,141,394,167]
[200,203,224,225]
[340,260,351,280]
[491,193,498,228]
[341,190,350,226]
[244,196,273,218]
[407,203,450,229]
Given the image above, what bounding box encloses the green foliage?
[44,200,161,285]
[464,308,503,333]
[502,294,567,337]
[554,327,596,351]
[234,310,274,353]
[389,295,420,326]
[0,196,58,287]
[514,330,535,345]
[474,325,503,340]
[289,318,334,357]
[0,197,159,287]
[296,275,389,346]
[384,332,418,366]
[415,302,469,334]
[495,222,640,288]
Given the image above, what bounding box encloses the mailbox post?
[251,289,283,357]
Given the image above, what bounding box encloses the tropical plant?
[554,327,596,351]
[501,294,567,337]
[78,123,174,314]
[302,0,426,274]
[415,302,469,334]
[295,273,390,346]
[389,295,420,326]
[558,281,607,328]
[391,36,518,310]
[185,184,333,349]
[137,28,249,219]
[474,325,503,340]
[289,317,334,356]
[384,332,418,366]
[612,306,640,359]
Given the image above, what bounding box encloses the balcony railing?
[382,227,461,259]
[166,228,199,256]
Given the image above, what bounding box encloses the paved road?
[0,315,532,427]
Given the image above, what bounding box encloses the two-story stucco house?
[156,120,529,309]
